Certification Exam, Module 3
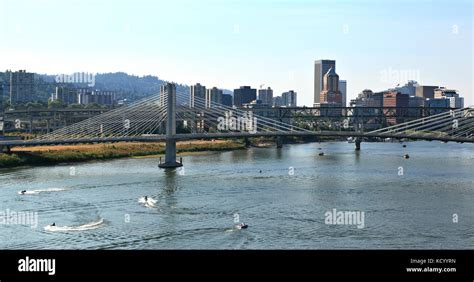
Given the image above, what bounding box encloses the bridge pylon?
[158,83,183,169]
[355,139,361,151]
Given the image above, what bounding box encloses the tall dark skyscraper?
[314,60,336,106]
[233,86,256,107]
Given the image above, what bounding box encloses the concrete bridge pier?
[0,145,11,154]
[158,83,183,169]
[355,139,361,151]
[244,137,251,147]
[276,136,283,148]
[159,138,182,168]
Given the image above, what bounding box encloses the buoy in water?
[402,144,407,148]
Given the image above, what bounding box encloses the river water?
[0,141,473,249]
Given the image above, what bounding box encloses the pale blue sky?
[0,0,472,105]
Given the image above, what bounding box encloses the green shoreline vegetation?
[0,136,345,169]
[0,140,246,169]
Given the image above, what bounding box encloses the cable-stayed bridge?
[0,83,472,168]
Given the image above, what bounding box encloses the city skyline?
[0,0,472,106]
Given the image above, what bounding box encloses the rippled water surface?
[0,141,473,249]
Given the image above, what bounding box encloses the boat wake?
[18,188,67,195]
[138,196,157,208]
[44,218,104,232]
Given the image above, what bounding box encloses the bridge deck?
[0,131,472,147]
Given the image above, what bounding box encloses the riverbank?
[0,140,246,168]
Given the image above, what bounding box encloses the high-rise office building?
[206,87,223,108]
[233,86,256,107]
[221,94,233,107]
[9,70,35,104]
[258,87,273,105]
[314,60,336,106]
[319,67,342,106]
[338,80,347,107]
[282,90,297,107]
[190,83,206,108]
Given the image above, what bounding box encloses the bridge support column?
[355,139,361,151]
[159,83,183,169]
[243,137,251,147]
[0,145,11,154]
[276,136,283,148]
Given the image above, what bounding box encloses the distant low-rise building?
[78,89,116,106]
[51,86,78,105]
